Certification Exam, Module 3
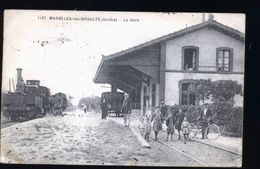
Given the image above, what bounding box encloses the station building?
[93,17,245,115]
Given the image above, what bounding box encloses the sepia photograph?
[1,10,245,167]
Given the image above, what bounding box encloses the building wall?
[163,27,245,106]
[165,28,245,72]
[164,72,244,106]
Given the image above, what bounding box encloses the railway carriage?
[48,92,68,115]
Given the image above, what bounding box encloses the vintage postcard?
[1,10,244,167]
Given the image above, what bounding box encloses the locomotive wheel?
[20,111,29,121]
[34,107,44,118]
[40,108,45,117]
[10,114,17,122]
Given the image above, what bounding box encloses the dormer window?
[182,46,199,71]
[216,48,233,72]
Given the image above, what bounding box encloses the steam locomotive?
[2,68,68,121]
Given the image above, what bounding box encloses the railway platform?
[109,111,242,164]
[110,109,242,154]
[1,109,242,166]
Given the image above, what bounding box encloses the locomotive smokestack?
[9,78,11,92]
[16,68,23,84]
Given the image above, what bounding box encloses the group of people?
[138,102,213,142]
[100,92,213,142]
[138,116,152,142]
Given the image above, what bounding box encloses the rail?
[150,136,207,166]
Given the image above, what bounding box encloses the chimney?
[202,13,205,23]
[16,68,23,85]
[208,13,214,21]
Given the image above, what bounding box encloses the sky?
[2,10,245,105]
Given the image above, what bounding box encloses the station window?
[216,48,233,72]
[182,47,199,71]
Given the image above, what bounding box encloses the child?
[138,117,145,136]
[181,117,191,141]
[175,109,185,140]
[166,114,175,141]
[144,116,152,142]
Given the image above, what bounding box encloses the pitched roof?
[93,19,245,82]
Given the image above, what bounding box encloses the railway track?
[1,120,21,129]
[1,120,10,125]
[191,137,242,156]
[171,132,242,156]
[151,136,208,166]
[150,136,208,166]
[150,133,242,167]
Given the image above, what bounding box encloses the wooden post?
[159,42,166,103]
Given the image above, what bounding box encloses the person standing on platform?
[83,104,87,113]
[166,114,175,141]
[100,98,108,119]
[144,116,152,142]
[138,117,145,136]
[151,107,163,141]
[121,94,132,127]
[175,108,185,140]
[196,103,213,139]
[160,101,167,121]
[181,117,191,141]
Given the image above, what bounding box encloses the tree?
[209,80,243,136]
[78,96,101,110]
[210,80,242,104]
[195,79,212,104]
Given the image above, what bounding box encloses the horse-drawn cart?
[101,92,124,117]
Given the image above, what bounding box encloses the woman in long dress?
[151,108,163,140]
[166,114,175,141]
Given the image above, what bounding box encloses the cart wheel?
[189,123,198,139]
[206,124,221,140]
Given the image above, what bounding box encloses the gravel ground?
[0,110,198,166]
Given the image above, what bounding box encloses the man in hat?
[121,94,132,127]
[160,100,168,121]
[197,103,213,139]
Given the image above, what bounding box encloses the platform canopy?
[93,40,161,94]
